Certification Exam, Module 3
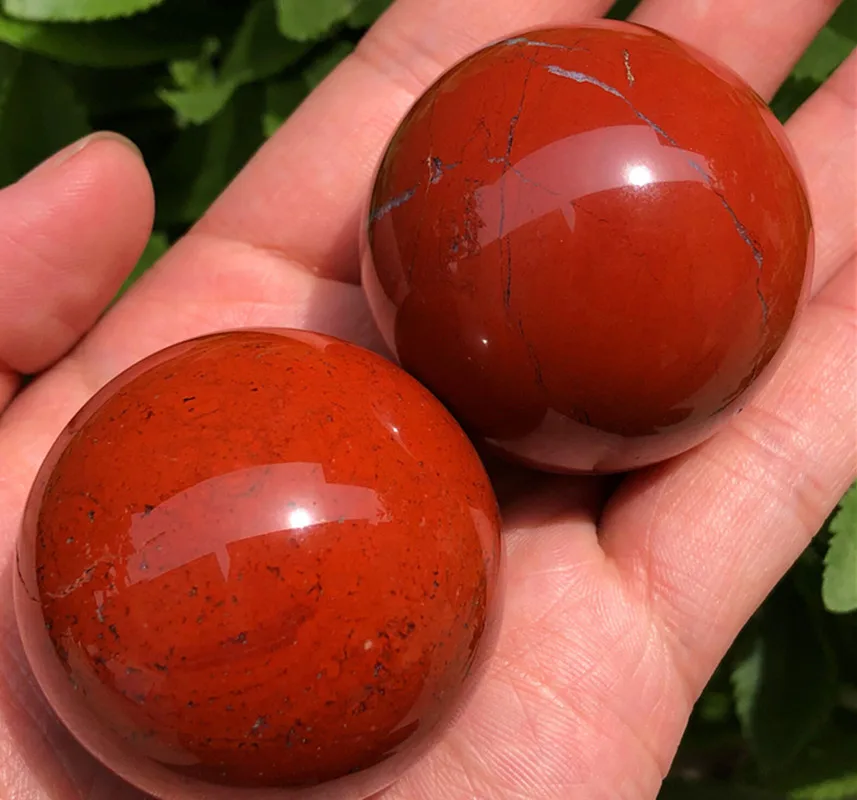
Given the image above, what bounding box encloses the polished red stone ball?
[362,21,813,473]
[14,330,503,799]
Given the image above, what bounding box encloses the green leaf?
[606,0,643,20]
[697,687,735,724]
[274,0,360,41]
[260,41,354,138]
[771,77,819,123]
[792,25,855,84]
[153,84,265,228]
[731,581,839,774]
[823,485,857,613]
[167,37,220,90]
[158,1,308,126]
[830,611,857,678]
[0,12,198,67]
[0,51,90,186]
[772,725,857,799]
[658,779,787,799]
[221,1,308,84]
[2,0,165,22]
[60,64,168,118]
[0,40,21,116]
[346,0,393,28]
[158,77,235,128]
[790,770,857,799]
[261,40,354,137]
[303,40,353,89]
[829,0,857,43]
[262,78,305,137]
[840,683,857,714]
[157,39,227,126]
[112,231,169,302]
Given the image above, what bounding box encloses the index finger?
[192,0,837,285]
[192,0,614,284]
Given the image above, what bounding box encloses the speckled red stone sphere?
[14,329,503,800]
[362,20,813,473]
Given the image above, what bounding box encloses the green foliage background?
[0,0,854,796]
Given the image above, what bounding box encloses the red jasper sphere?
[15,330,503,799]
[362,21,813,473]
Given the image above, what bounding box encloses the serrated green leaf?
[346,0,392,28]
[274,0,360,41]
[262,78,305,137]
[0,52,90,186]
[158,1,308,126]
[153,84,265,227]
[0,12,198,67]
[658,779,787,799]
[793,26,855,84]
[112,231,169,302]
[829,0,857,43]
[158,82,236,127]
[731,582,839,774]
[823,485,857,614]
[304,40,353,88]
[157,38,225,126]
[167,37,219,89]
[2,0,165,22]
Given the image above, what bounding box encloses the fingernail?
[29,131,144,177]
[58,131,144,164]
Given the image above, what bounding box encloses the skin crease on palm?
[0,0,854,797]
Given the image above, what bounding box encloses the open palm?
[1,1,854,798]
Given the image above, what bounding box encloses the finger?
[0,609,148,800]
[601,255,856,691]
[599,50,856,693]
[194,0,836,287]
[0,0,618,448]
[0,133,154,408]
[192,0,614,283]
[787,53,857,293]
[0,233,386,511]
[0,137,154,795]
[59,0,838,402]
[15,0,839,422]
[632,0,841,99]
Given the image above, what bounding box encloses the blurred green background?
[0,0,855,797]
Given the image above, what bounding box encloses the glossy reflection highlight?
[15,329,503,799]
[362,21,813,473]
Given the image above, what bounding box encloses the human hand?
[1,1,854,798]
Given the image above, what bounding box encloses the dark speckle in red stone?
[361,20,813,473]
[14,329,503,799]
